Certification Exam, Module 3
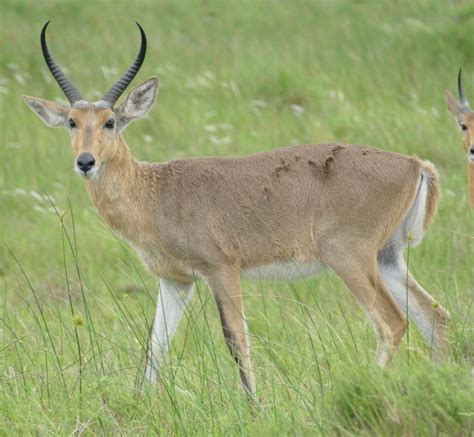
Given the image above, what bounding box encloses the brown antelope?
[446,69,474,207]
[23,22,449,397]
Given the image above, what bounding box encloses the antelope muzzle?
[76,152,96,176]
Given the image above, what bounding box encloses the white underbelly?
[243,261,326,281]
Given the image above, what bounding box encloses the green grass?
[1,0,473,434]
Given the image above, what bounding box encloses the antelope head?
[23,22,159,180]
[445,69,474,206]
[446,69,474,163]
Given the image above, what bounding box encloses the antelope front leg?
[144,278,195,385]
[206,268,256,398]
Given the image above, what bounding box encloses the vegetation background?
[0,0,473,434]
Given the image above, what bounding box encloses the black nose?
[77,152,96,173]
[470,145,474,155]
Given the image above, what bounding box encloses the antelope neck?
[84,136,146,225]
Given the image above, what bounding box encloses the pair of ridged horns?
[41,21,147,107]
[458,69,471,110]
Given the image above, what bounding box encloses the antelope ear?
[22,95,69,128]
[445,90,464,123]
[116,77,159,132]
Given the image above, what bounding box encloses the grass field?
[1,0,473,434]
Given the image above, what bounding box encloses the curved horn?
[41,21,83,105]
[101,22,147,106]
[458,68,471,110]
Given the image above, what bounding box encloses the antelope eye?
[104,119,115,129]
[68,118,76,129]
[461,124,467,131]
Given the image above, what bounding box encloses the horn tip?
[41,21,51,40]
[135,22,146,38]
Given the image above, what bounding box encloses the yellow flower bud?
[73,313,84,326]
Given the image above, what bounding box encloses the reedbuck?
[446,69,474,207]
[24,22,449,397]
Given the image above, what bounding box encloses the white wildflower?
[48,207,64,216]
[41,70,53,84]
[186,71,216,89]
[14,72,26,85]
[30,190,44,202]
[13,188,27,196]
[100,66,119,79]
[251,99,268,110]
[328,90,345,102]
[205,124,217,132]
[290,104,305,117]
[203,70,215,80]
[209,135,232,145]
[229,80,239,96]
[156,63,176,75]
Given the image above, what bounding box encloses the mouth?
[469,154,474,164]
[74,165,101,180]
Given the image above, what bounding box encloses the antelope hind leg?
[327,251,407,367]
